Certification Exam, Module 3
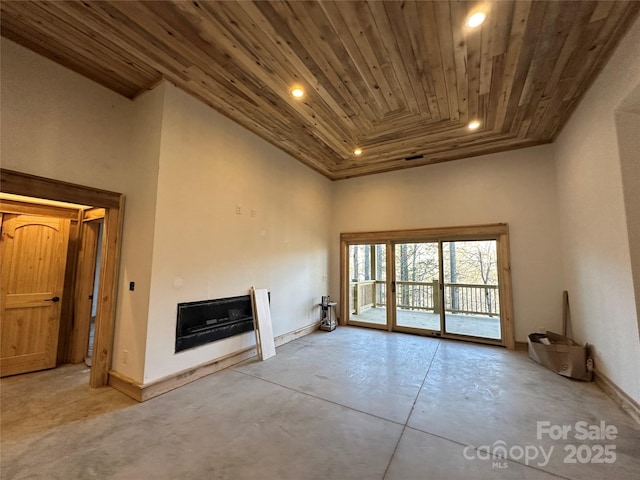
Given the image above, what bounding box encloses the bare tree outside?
[351,240,499,318]
[444,241,499,315]
[395,242,439,312]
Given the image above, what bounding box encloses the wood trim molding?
[593,369,640,424]
[90,196,125,387]
[1,169,121,208]
[515,341,528,351]
[340,223,508,244]
[272,321,320,348]
[0,199,80,219]
[109,321,321,402]
[70,221,101,364]
[387,239,396,333]
[497,229,515,349]
[83,208,106,222]
[107,371,145,403]
[109,347,258,403]
[339,239,349,327]
[57,209,82,364]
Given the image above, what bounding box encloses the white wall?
[0,39,161,382]
[616,110,640,339]
[142,84,332,382]
[554,17,640,403]
[330,145,564,342]
[109,84,165,379]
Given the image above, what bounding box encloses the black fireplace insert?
[175,295,255,353]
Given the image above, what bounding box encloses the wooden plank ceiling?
[2,1,638,180]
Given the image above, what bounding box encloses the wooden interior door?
[0,214,71,376]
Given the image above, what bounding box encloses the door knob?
[45,296,60,302]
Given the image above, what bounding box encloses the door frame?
[70,215,103,364]
[1,169,124,387]
[390,239,444,337]
[345,242,391,332]
[340,223,515,349]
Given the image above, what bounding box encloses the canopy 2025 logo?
[462,420,618,468]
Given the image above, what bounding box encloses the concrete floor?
[1,327,639,479]
[351,307,502,339]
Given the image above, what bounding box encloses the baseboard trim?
[593,369,640,424]
[515,341,528,351]
[273,321,320,347]
[108,371,144,402]
[109,321,320,402]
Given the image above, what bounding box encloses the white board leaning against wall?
[250,287,276,361]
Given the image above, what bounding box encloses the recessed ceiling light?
[468,120,481,130]
[353,148,363,156]
[291,87,304,98]
[467,12,486,28]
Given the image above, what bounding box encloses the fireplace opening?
[175,294,257,353]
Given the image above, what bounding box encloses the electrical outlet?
[251,208,257,218]
[235,205,242,215]
[123,349,129,364]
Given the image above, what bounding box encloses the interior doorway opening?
[0,169,123,387]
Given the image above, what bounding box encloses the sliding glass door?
[342,225,513,348]
[394,242,441,334]
[348,244,388,329]
[442,240,502,341]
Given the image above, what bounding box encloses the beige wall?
[109,84,165,379]
[616,110,640,342]
[142,84,332,382]
[0,38,160,382]
[329,146,564,342]
[553,17,640,403]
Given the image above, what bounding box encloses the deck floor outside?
[350,306,501,339]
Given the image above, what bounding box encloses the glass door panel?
[394,242,441,332]
[348,244,387,328]
[442,240,501,340]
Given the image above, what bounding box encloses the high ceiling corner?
[2,1,639,180]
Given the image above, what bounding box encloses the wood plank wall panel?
[2,1,638,179]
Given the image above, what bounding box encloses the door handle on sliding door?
[391,281,396,293]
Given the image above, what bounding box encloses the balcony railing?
[350,280,376,315]
[350,280,500,317]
